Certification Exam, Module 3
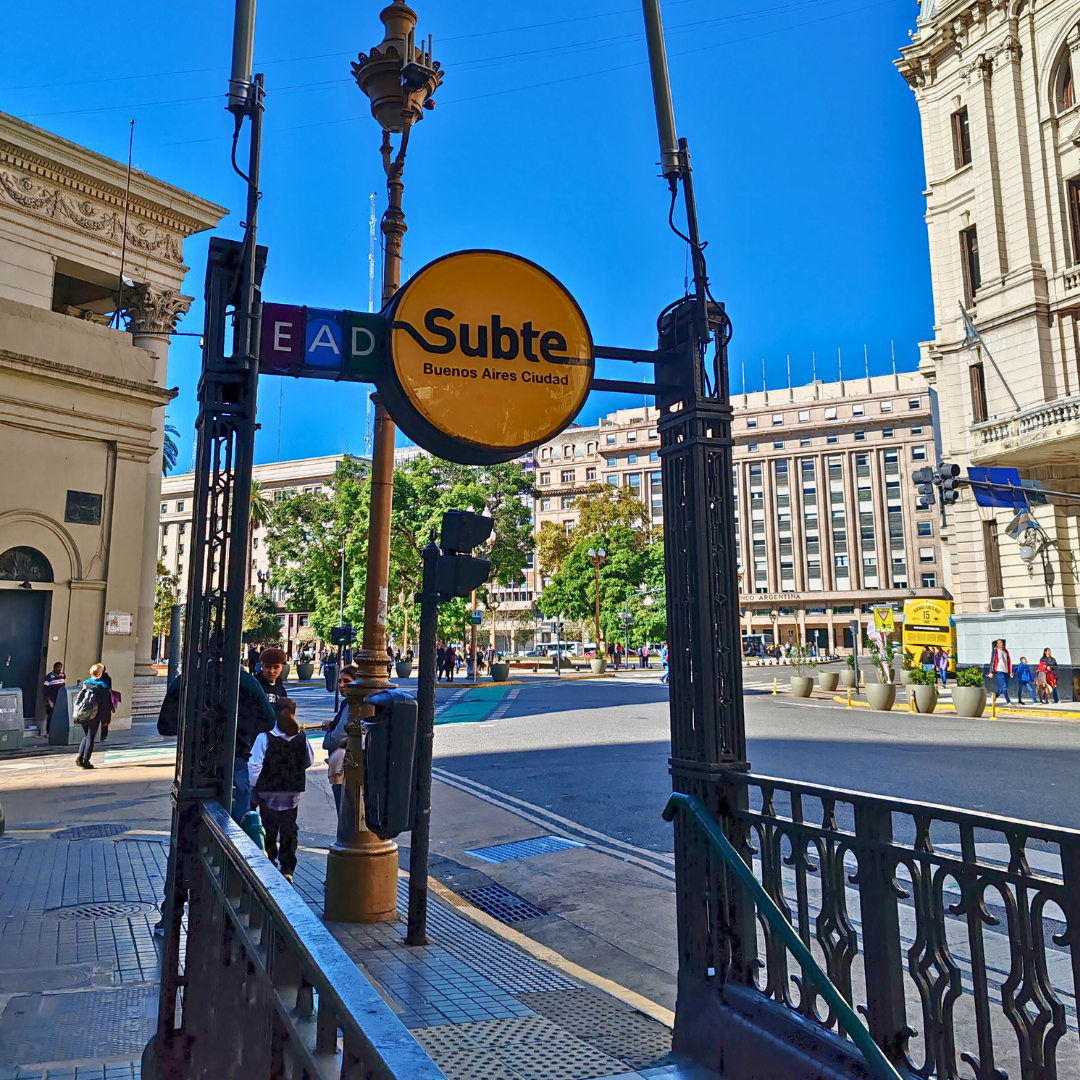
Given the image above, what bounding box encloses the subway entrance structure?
[152,0,1080,1077]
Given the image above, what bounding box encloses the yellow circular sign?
[383,250,593,464]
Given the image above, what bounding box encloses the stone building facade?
[0,112,223,726]
[534,376,945,652]
[898,0,1080,683]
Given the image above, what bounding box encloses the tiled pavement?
[0,832,681,1080]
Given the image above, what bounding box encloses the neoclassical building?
[898,0,1080,689]
[0,112,223,727]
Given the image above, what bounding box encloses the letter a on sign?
[305,309,344,369]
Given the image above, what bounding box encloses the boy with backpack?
[1015,657,1036,704]
[248,698,313,882]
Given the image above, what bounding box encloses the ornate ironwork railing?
[166,800,446,1080]
[674,773,1080,1080]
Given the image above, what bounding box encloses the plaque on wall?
[105,611,133,635]
[65,490,102,525]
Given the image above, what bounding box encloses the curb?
[826,694,1080,722]
[419,870,675,1029]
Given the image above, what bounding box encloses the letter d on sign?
[342,310,386,382]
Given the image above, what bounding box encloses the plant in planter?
[907,665,938,713]
[840,653,858,687]
[953,666,988,718]
[899,650,916,685]
[788,642,816,698]
[864,635,897,685]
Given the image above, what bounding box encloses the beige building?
[898,0,1080,687]
[160,455,365,656]
[0,112,223,726]
[534,377,945,652]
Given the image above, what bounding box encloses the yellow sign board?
[381,250,594,464]
[873,608,895,633]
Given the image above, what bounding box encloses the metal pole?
[640,0,680,181]
[335,538,346,713]
[470,589,478,684]
[167,604,181,683]
[408,540,439,945]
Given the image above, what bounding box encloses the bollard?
[909,688,915,713]
[846,687,852,709]
[772,677,778,695]
[991,694,997,719]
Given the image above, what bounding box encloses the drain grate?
[459,884,546,924]
[47,901,158,921]
[464,835,585,864]
[52,823,130,840]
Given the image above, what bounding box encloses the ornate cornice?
[123,282,193,337]
[0,150,187,264]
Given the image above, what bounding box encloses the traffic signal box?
[362,689,419,840]
[436,509,493,598]
[330,623,357,646]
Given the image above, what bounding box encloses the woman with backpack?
[74,663,113,769]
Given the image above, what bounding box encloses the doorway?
[0,590,49,719]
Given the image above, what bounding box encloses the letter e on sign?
[259,304,304,374]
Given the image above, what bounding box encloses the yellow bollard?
[772,677,778,695]
[909,688,916,713]
[991,694,998,719]
[846,687,853,709]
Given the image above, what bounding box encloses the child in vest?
[248,698,313,882]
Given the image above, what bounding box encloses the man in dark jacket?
[157,668,276,822]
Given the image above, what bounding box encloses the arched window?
[1055,50,1074,111]
[0,546,54,582]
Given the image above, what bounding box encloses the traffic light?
[939,462,961,505]
[435,509,492,598]
[330,623,356,646]
[912,466,936,509]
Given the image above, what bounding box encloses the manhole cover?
[52,823,129,840]
[459,884,546,924]
[47,901,158,921]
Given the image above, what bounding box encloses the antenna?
[786,354,792,400]
[112,119,135,329]
[812,351,817,382]
[864,343,870,382]
[741,359,745,398]
[838,347,843,385]
[761,357,766,394]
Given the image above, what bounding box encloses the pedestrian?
[661,642,669,684]
[43,661,65,736]
[614,643,623,670]
[322,664,358,812]
[386,645,394,677]
[1040,647,1060,703]
[989,638,1012,704]
[444,644,456,682]
[74,663,113,769]
[255,646,290,714]
[920,645,935,673]
[247,643,260,674]
[1015,656,1036,704]
[935,647,949,687]
[436,644,445,681]
[249,698,313,884]
[640,644,648,669]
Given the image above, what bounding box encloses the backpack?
[73,683,99,723]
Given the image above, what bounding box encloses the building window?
[911,445,926,460]
[827,434,838,444]
[586,467,597,480]
[649,451,659,462]
[606,456,617,468]
[627,431,637,442]
[921,573,938,588]
[1059,54,1075,110]
[177,501,185,512]
[161,503,167,514]
[560,496,574,509]
[748,442,759,452]
[880,400,893,413]
[824,407,837,420]
[970,362,988,423]
[798,410,810,422]
[540,447,551,460]
[773,440,784,450]
[586,442,596,455]
[606,475,618,485]
[747,417,758,428]
[911,426,923,436]
[648,428,658,439]
[919,547,936,563]
[917,521,933,537]
[251,536,258,548]
[800,437,811,447]
[852,403,864,416]
[627,473,641,489]
[854,430,865,441]
[908,397,921,410]
[960,226,981,305]
[628,453,638,464]
[178,544,184,555]
[951,107,971,169]
[541,498,551,510]
[179,523,186,534]
[772,414,783,425]
[1068,178,1080,264]
[561,470,575,483]
[540,472,550,485]
[882,428,894,438]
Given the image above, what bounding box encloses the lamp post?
[399,590,410,655]
[587,547,607,658]
[324,0,442,924]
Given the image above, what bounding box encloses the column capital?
[124,282,193,338]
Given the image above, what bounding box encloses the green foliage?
[243,591,281,644]
[846,653,856,668]
[153,560,179,637]
[956,666,987,688]
[907,666,937,685]
[162,422,180,477]
[788,640,817,676]
[901,650,916,671]
[863,635,898,683]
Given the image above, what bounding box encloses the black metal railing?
[675,773,1080,1080]
[169,800,446,1079]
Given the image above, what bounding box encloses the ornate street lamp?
[587,547,607,656]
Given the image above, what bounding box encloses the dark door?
[0,591,48,718]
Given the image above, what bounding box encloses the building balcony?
[969,395,1080,467]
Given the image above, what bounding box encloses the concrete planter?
[953,685,987,718]
[590,658,608,674]
[913,684,938,714]
[865,682,896,711]
[490,662,510,683]
[790,676,814,698]
[898,670,914,685]
[395,660,413,679]
[839,668,858,688]
[296,662,315,681]
[818,671,839,692]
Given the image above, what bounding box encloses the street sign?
[873,609,895,634]
[380,250,595,465]
[259,304,384,382]
[471,609,483,625]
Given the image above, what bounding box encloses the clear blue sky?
[2,0,931,469]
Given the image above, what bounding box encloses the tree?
[243,591,281,644]
[153,559,180,637]
[247,480,272,590]
[536,521,573,578]
[162,422,181,476]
